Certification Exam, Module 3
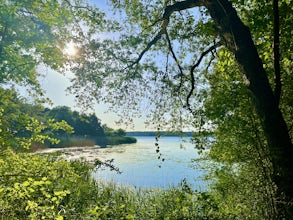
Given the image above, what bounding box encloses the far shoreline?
[34,145,110,164]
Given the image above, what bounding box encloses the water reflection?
[93,136,208,190]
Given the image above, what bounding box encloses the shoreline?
[34,146,109,164]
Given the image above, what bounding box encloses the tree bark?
[204,0,293,216]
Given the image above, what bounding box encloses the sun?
[64,41,78,56]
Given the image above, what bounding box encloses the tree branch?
[128,0,204,68]
[186,42,221,113]
[165,31,184,88]
[63,0,87,39]
[127,28,165,69]
[205,49,216,72]
[94,158,122,174]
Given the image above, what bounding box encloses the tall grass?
[0,150,216,219]
[106,136,137,145]
[85,181,207,220]
[53,136,96,148]
[29,137,97,151]
[2,149,273,219]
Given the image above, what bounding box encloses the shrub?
[106,136,137,145]
[0,149,213,219]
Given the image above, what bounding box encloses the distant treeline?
[43,106,136,147]
[126,131,193,137]
[43,106,106,146]
[1,101,137,149]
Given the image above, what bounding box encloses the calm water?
[93,136,208,190]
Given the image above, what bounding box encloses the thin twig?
[165,31,185,89]
[127,0,203,68]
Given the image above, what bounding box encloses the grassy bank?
[106,136,137,145]
[0,150,210,219]
[29,137,96,153]
[31,135,137,150]
[1,149,274,219]
[50,136,97,148]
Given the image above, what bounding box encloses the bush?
[47,136,96,148]
[106,136,137,145]
[0,149,96,219]
[0,149,214,219]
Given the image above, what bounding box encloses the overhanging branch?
[165,31,184,86]
[186,42,221,113]
[128,0,203,68]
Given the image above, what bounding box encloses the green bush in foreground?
[0,149,95,219]
[0,149,274,219]
[0,149,217,220]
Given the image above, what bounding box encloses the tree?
[0,0,106,93]
[0,0,106,148]
[0,0,66,92]
[0,88,73,150]
[68,0,292,217]
[46,106,105,137]
[202,47,279,218]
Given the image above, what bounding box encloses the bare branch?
[186,42,221,113]
[128,0,204,68]
[127,29,165,69]
[206,52,215,71]
[165,31,184,84]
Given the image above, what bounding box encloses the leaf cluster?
[0,148,96,219]
[0,88,72,150]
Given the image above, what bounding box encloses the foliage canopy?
[0,0,293,218]
[67,0,293,217]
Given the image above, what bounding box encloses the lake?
[93,136,208,190]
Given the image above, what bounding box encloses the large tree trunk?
[204,0,293,217]
[144,0,292,215]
